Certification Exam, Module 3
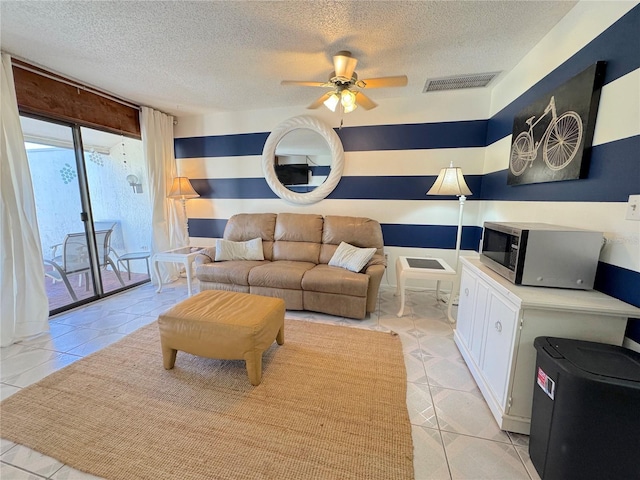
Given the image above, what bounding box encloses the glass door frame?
[72,124,105,300]
[22,112,147,316]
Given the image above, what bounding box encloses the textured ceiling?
[0,1,578,117]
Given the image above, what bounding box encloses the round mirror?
[262,116,344,204]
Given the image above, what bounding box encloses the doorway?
[21,115,152,314]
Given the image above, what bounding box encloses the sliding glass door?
[80,126,152,297]
[25,117,98,312]
[21,115,151,314]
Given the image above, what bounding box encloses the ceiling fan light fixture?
[342,102,357,114]
[285,51,406,113]
[340,89,357,108]
[323,92,339,112]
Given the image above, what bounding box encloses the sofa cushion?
[224,213,277,241]
[224,213,277,260]
[319,215,385,264]
[195,260,269,286]
[272,213,323,263]
[248,260,316,290]
[215,237,264,261]
[328,242,377,273]
[272,241,321,264]
[301,264,369,297]
[275,213,323,243]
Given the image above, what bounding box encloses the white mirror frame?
[262,115,344,205]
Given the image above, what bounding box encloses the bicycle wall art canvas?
[507,61,606,186]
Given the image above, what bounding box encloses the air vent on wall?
[423,72,500,92]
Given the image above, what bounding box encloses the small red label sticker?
[537,367,556,400]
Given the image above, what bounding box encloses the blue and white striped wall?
[174,2,640,345]
[481,1,640,347]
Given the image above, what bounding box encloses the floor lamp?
[427,162,472,324]
[168,177,200,242]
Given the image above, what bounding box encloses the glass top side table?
[395,256,456,317]
[152,246,204,296]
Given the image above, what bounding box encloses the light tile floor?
[0,280,541,480]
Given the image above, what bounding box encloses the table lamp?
[168,177,200,238]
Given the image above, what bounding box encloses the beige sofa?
[194,213,386,319]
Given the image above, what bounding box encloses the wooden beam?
[12,61,140,139]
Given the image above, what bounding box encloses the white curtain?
[0,53,49,347]
[140,106,184,284]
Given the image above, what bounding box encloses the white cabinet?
[454,257,640,435]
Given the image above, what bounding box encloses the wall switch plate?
[626,195,640,221]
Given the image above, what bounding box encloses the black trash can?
[530,337,640,480]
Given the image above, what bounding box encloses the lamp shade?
[323,92,339,112]
[426,163,472,196]
[168,177,200,199]
[342,101,357,114]
[340,89,357,108]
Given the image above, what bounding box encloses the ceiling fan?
[281,51,408,113]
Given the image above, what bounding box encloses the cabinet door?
[456,267,478,349]
[481,291,519,406]
[470,280,490,365]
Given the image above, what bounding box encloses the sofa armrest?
[364,253,387,270]
[364,263,386,313]
[195,247,216,266]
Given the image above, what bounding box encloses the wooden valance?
[12,60,140,139]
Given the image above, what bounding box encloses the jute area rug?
[1,320,414,480]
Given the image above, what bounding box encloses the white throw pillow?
[328,242,376,273]
[215,237,264,261]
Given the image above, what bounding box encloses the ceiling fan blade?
[308,92,332,109]
[333,51,358,80]
[281,80,327,87]
[359,75,408,88]
[356,92,378,110]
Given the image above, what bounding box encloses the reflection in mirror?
[274,128,331,192]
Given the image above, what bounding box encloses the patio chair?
[44,228,125,301]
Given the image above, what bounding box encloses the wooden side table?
[395,256,457,317]
[152,247,204,296]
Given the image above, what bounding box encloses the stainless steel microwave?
[479,222,603,290]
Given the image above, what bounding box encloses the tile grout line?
[1,458,49,479]
[417,323,454,480]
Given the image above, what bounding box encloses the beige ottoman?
[158,290,285,385]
